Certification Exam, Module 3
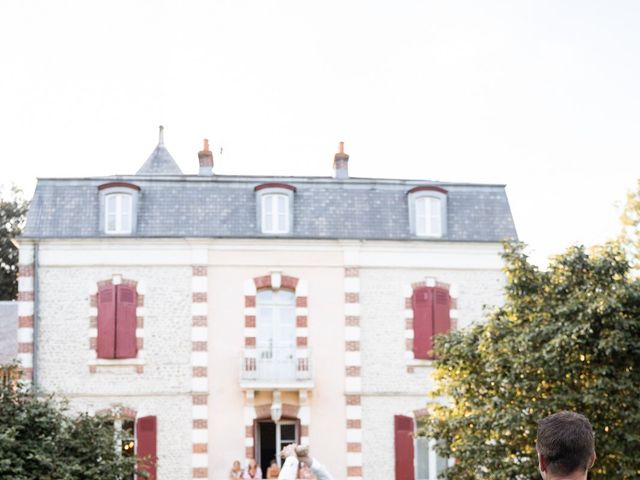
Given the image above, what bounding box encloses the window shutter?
[115,284,138,359]
[433,287,451,341]
[412,287,434,360]
[136,415,157,480]
[97,285,116,359]
[394,415,415,480]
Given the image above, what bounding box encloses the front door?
[256,289,296,381]
[257,420,299,474]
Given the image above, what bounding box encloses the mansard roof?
[22,174,518,242]
[135,127,183,175]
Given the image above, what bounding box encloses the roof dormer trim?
[98,182,141,191]
[406,185,448,195]
[254,182,297,193]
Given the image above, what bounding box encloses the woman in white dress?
[278,444,334,480]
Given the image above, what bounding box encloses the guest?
[244,458,263,479]
[266,459,281,478]
[229,460,243,479]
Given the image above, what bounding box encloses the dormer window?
[98,182,141,235]
[407,186,447,238]
[255,183,296,235]
[106,193,132,234]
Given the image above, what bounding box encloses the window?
[255,289,296,381]
[254,183,296,235]
[412,286,451,360]
[415,197,441,237]
[97,284,138,359]
[415,437,449,480]
[407,186,447,238]
[105,194,133,234]
[395,415,449,480]
[261,194,289,234]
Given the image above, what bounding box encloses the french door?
[256,289,296,381]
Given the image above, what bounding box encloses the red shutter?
[115,284,137,359]
[433,287,451,340]
[97,285,116,359]
[394,415,415,480]
[412,287,434,360]
[136,415,157,480]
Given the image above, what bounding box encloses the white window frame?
[414,436,451,480]
[255,187,295,235]
[105,193,133,234]
[408,189,447,238]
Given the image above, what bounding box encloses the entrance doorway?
[256,420,299,474]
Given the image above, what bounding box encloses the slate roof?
[136,127,183,175]
[22,174,518,242]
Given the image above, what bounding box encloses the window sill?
[90,358,144,367]
[407,359,435,368]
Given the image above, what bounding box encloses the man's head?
[536,411,596,478]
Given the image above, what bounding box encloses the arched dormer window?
[98,182,140,235]
[255,183,296,235]
[407,186,447,238]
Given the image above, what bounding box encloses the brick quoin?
[245,296,256,307]
[295,297,307,307]
[17,291,34,301]
[17,343,33,353]
[347,419,362,429]
[345,316,360,326]
[254,275,271,289]
[90,295,97,307]
[89,338,97,349]
[347,443,362,452]
[245,337,256,347]
[281,275,298,289]
[136,316,144,328]
[345,268,359,277]
[192,468,208,478]
[192,266,208,276]
[193,419,208,429]
[245,315,256,328]
[345,341,360,351]
[18,316,33,328]
[136,338,144,349]
[345,292,359,303]
[346,366,361,377]
[192,367,207,377]
[19,265,34,277]
[245,426,253,437]
[347,466,362,476]
[345,395,361,406]
[296,316,307,327]
[192,316,207,326]
[192,394,208,405]
[192,292,207,303]
[135,365,144,374]
[245,446,254,459]
[301,425,309,436]
[296,337,308,347]
[193,443,208,453]
[192,341,207,351]
[136,295,144,307]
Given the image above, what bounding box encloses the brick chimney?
[198,139,213,176]
[333,141,349,179]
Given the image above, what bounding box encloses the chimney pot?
[198,138,214,176]
[333,141,349,179]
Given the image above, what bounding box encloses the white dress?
[278,457,334,480]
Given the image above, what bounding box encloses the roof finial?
[158,125,165,146]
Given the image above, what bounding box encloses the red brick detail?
[281,275,299,289]
[347,419,361,429]
[136,295,144,307]
[345,395,361,406]
[345,316,360,326]
[245,316,256,328]
[296,337,308,347]
[192,266,208,276]
[19,265,34,277]
[89,365,97,374]
[192,292,207,303]
[296,316,307,328]
[295,297,307,307]
[345,341,360,352]
[301,425,309,437]
[90,295,97,307]
[345,292,359,303]
[282,404,300,419]
[450,297,458,309]
[407,366,415,374]
[405,318,413,329]
[255,405,271,419]
[89,316,98,328]
[254,275,271,289]
[97,279,111,288]
[405,297,413,308]
[192,315,208,326]
[345,268,359,277]
[436,281,451,290]
[193,419,208,429]
[89,337,97,349]
[245,426,254,437]
[193,443,208,453]
[122,279,138,287]
[18,316,33,328]
[17,343,33,353]
[414,408,429,418]
[347,466,362,476]
[245,337,256,347]
[405,339,413,350]
[193,367,208,377]
[245,296,256,307]
[17,291,34,301]
[347,442,362,452]
[193,468,208,478]
[136,338,144,350]
[345,366,361,377]
[245,447,254,459]
[135,365,144,374]
[192,341,208,351]
[193,394,208,405]
[136,316,144,328]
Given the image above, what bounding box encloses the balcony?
[240,346,314,391]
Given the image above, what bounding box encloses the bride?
[278,444,334,480]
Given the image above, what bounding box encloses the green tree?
[0,186,29,300]
[423,242,640,479]
[0,367,148,479]
[620,179,640,269]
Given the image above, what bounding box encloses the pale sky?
[1,1,638,265]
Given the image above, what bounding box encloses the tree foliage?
[0,368,145,479]
[620,179,640,269]
[0,186,29,300]
[423,242,640,479]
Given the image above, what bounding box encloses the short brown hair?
[536,411,595,475]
